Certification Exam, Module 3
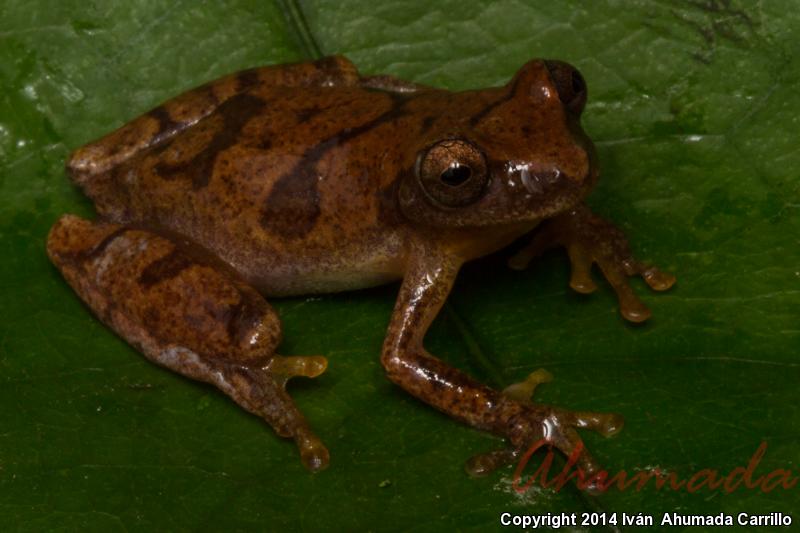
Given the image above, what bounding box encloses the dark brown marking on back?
[236,68,261,92]
[148,107,184,148]
[97,162,135,221]
[468,75,524,127]
[155,93,267,189]
[225,291,265,344]
[260,92,413,238]
[316,56,340,69]
[259,152,324,239]
[315,55,348,76]
[295,104,325,124]
[376,179,403,227]
[138,248,194,288]
[420,115,436,135]
[81,227,130,262]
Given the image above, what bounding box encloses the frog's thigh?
[47,214,329,471]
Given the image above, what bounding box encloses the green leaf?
[1,1,798,531]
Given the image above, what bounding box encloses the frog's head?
[398,59,598,228]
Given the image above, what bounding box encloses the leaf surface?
[1,1,798,530]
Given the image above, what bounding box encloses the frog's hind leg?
[46,214,329,471]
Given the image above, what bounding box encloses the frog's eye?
[417,139,489,208]
[544,60,587,115]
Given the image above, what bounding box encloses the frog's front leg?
[509,203,676,322]
[381,245,622,481]
[47,215,329,471]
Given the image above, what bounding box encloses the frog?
[47,55,675,478]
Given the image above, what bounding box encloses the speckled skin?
[47,56,674,477]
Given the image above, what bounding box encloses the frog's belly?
[254,267,403,297]
[206,228,407,298]
[243,252,405,297]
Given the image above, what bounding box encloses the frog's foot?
[508,204,675,323]
[228,354,330,471]
[47,214,330,471]
[465,369,623,487]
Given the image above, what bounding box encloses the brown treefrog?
[47,56,674,477]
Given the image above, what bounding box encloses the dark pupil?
[571,71,585,95]
[440,164,472,186]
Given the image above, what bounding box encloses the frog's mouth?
[532,174,591,217]
[511,173,589,223]
[472,159,595,226]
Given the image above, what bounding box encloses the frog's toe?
[594,253,676,323]
[595,258,654,323]
[568,409,625,438]
[565,246,598,294]
[641,265,677,292]
[502,368,553,402]
[295,426,330,472]
[267,354,328,387]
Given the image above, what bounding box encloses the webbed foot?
[235,354,330,471]
[465,369,623,491]
[509,204,675,322]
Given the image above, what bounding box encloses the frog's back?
[69,83,417,295]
